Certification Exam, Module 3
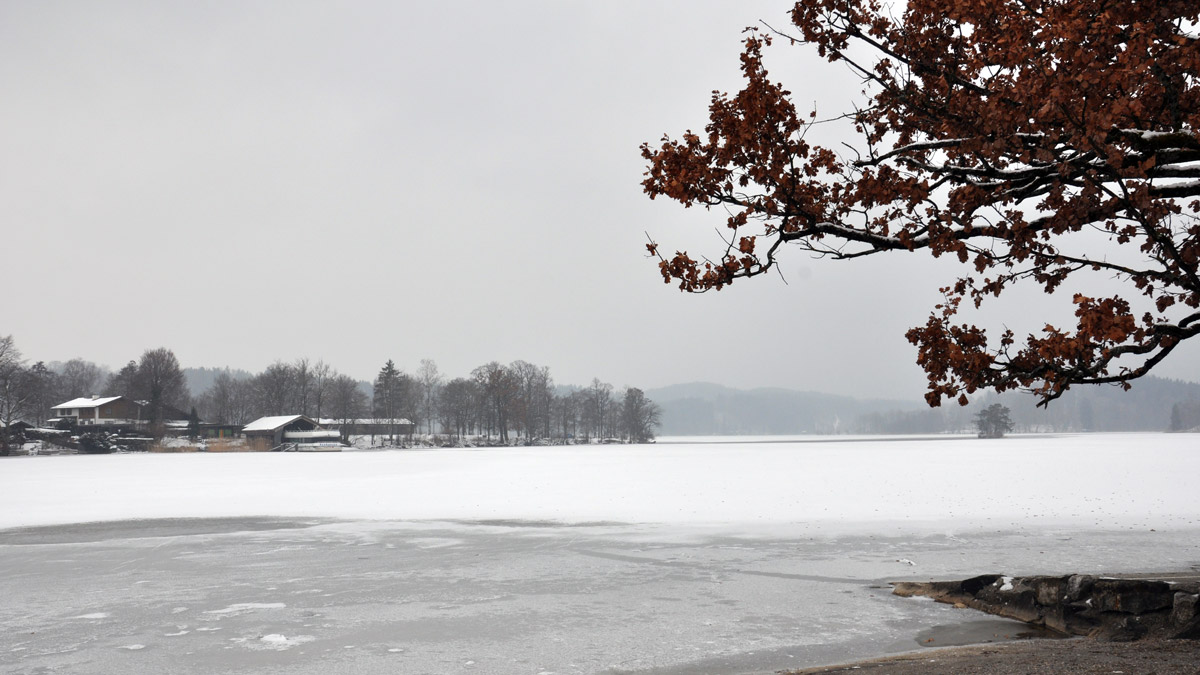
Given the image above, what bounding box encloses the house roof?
[53,396,123,409]
[243,415,314,432]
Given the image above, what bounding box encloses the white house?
[50,396,144,426]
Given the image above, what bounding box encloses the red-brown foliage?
[642,0,1200,406]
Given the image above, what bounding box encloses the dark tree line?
[407,360,660,444]
[204,356,661,444]
[850,376,1200,434]
[197,357,662,444]
[1,338,192,442]
[194,359,366,429]
[0,334,662,445]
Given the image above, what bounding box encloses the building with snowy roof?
[50,396,144,427]
[242,415,341,451]
[317,418,415,437]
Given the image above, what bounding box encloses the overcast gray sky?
[3,0,1198,401]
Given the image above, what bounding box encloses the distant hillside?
[644,382,925,435]
[648,377,1200,435]
[982,376,1200,433]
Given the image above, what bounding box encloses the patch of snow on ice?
[255,634,314,650]
[203,602,285,617]
[71,613,109,619]
[119,644,145,650]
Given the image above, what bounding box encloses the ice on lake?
[1,433,1197,674]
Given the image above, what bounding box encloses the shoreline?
[785,637,1200,674]
[784,568,1200,674]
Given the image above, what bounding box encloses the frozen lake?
[2,433,1198,674]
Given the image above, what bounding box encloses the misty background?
[4,1,1200,406]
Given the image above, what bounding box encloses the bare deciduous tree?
[583,379,614,440]
[417,358,442,435]
[135,347,188,433]
[55,358,107,400]
[291,358,312,416]
[621,387,662,444]
[329,374,368,442]
[105,360,139,399]
[553,389,585,441]
[439,377,478,440]
[0,335,34,455]
[472,362,517,442]
[200,370,255,425]
[253,361,295,417]
[311,360,332,421]
[509,360,554,441]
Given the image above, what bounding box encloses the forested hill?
[648,377,1200,436]
[980,376,1200,434]
[644,383,925,435]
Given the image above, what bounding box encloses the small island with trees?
[974,404,1014,439]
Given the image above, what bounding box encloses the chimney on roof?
[91,394,98,400]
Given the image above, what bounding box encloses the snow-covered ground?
[2,433,1197,675]
[2,433,1197,534]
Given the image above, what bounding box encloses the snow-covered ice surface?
[1,433,1198,674]
[4,432,1198,533]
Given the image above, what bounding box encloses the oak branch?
[642,0,1200,406]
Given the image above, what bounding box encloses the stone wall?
[893,574,1200,641]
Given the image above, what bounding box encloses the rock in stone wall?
[892,574,1200,641]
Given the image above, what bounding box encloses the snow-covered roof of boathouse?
[242,415,314,433]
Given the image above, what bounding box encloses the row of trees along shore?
[200,356,661,444]
[0,334,662,452]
